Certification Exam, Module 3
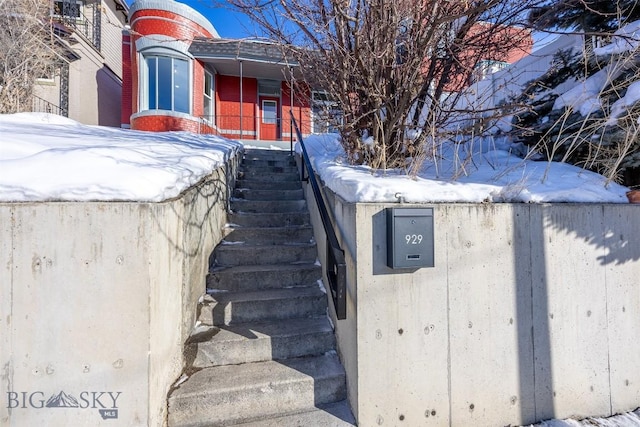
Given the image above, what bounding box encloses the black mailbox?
[386,207,434,269]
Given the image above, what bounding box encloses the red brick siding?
[192,61,205,118]
[130,47,139,114]
[121,33,132,126]
[282,82,312,138]
[131,114,204,133]
[130,10,213,39]
[216,74,258,138]
[125,7,214,132]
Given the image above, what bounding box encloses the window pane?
[157,57,172,110]
[203,72,213,121]
[204,72,212,95]
[146,57,157,109]
[262,101,277,124]
[173,58,189,113]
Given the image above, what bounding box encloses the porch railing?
[198,114,311,140]
[290,110,347,320]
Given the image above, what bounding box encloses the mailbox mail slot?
[386,207,434,269]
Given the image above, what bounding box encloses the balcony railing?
[32,95,64,117]
[52,0,101,51]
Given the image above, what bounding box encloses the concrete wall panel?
[603,205,640,413]
[4,203,151,426]
[0,206,14,427]
[0,156,237,427]
[446,204,535,426]
[354,204,450,427]
[531,206,611,421]
[301,178,640,427]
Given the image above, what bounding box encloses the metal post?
[239,60,243,140]
[290,69,294,154]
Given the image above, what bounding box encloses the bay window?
[144,55,190,114]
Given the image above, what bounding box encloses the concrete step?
[232,400,356,427]
[233,187,304,201]
[227,211,310,228]
[230,199,307,214]
[244,149,294,160]
[203,285,326,325]
[238,169,300,181]
[186,317,335,368]
[240,164,298,174]
[213,241,317,266]
[168,353,347,427]
[207,263,322,292]
[235,179,302,191]
[242,158,296,168]
[223,225,314,245]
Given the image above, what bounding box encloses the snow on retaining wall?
[0,158,237,426]
[305,183,640,427]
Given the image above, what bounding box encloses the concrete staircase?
[167,149,355,427]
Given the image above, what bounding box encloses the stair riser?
[243,159,296,168]
[233,189,304,200]
[241,165,298,174]
[206,294,326,325]
[189,331,336,368]
[168,374,346,427]
[223,227,313,245]
[214,245,317,266]
[207,267,322,292]
[227,212,310,228]
[235,180,302,191]
[231,200,307,213]
[238,171,300,181]
[243,150,295,162]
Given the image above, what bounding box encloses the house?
[33,0,129,126]
[122,0,532,140]
[123,0,313,141]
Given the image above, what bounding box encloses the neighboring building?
[123,0,312,141]
[33,0,129,126]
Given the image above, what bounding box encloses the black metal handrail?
[290,110,347,320]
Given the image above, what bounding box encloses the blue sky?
[131,0,555,49]
[179,0,259,38]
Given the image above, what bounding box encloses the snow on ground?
[0,113,242,202]
[299,134,630,204]
[521,408,640,427]
[0,112,631,203]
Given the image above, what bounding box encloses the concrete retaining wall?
[0,156,238,426]
[304,181,640,426]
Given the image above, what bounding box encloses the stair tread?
[207,284,325,304]
[216,241,316,249]
[169,149,354,426]
[210,262,319,274]
[231,401,356,427]
[224,224,312,231]
[193,317,333,344]
[172,353,344,398]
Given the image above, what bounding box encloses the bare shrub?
[0,0,66,114]
[225,0,537,172]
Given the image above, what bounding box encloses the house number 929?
[405,234,423,245]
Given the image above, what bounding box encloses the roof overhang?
[189,38,302,81]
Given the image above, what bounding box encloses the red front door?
[260,97,279,140]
